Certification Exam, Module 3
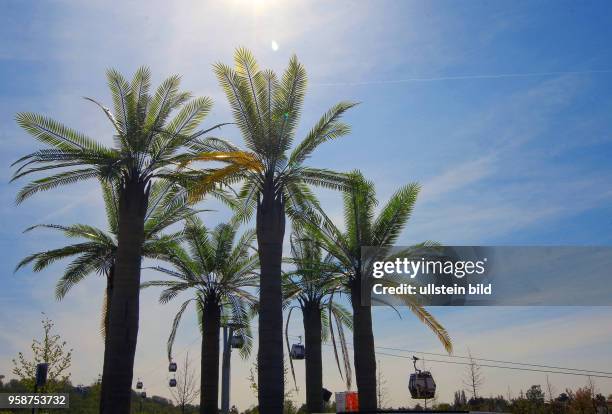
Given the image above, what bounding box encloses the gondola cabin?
[140,392,147,398]
[169,378,177,387]
[136,381,143,390]
[290,343,305,360]
[408,371,436,399]
[168,362,177,372]
[231,334,245,349]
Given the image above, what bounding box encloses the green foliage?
[142,217,258,360]
[0,378,198,413]
[12,67,223,205]
[182,48,357,225]
[11,315,72,392]
[566,387,597,414]
[304,171,453,353]
[527,385,546,405]
[283,227,353,389]
[15,180,194,336]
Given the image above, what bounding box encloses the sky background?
[1,0,612,410]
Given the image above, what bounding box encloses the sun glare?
[241,0,267,10]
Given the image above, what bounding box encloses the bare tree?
[586,376,597,397]
[376,360,388,409]
[463,349,484,399]
[546,375,557,403]
[169,352,199,414]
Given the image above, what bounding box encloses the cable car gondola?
[169,378,177,387]
[408,356,436,399]
[290,336,305,360]
[168,362,177,372]
[231,334,245,349]
[136,380,143,390]
[140,392,147,398]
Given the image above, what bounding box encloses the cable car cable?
[373,351,612,379]
[286,333,612,377]
[374,346,612,376]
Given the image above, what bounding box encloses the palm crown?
[12,67,221,202]
[142,217,259,359]
[183,48,357,219]
[308,171,453,353]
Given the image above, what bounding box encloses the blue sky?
[1,0,612,409]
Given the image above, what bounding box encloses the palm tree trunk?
[200,300,221,414]
[351,278,377,411]
[256,183,285,414]
[303,302,323,413]
[100,179,149,414]
[99,267,114,405]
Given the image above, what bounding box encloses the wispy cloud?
[2,0,612,410]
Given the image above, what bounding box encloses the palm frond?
[167,299,194,361]
[55,251,108,299]
[272,55,307,153]
[15,112,106,151]
[376,277,452,353]
[83,97,122,134]
[15,168,100,204]
[101,181,120,235]
[145,75,183,135]
[213,61,262,153]
[289,101,356,165]
[372,182,420,247]
[106,68,131,135]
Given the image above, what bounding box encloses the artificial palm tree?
[307,172,453,410]
[15,180,194,414]
[181,48,356,413]
[142,217,258,414]
[283,229,352,413]
[12,67,223,413]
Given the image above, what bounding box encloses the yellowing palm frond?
[182,151,264,203]
[182,151,263,171]
[377,277,453,354]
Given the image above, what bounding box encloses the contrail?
[312,69,612,86]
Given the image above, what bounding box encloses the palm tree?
[15,180,194,414]
[181,48,356,413]
[12,67,223,413]
[142,217,258,414]
[307,172,453,410]
[283,229,352,413]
